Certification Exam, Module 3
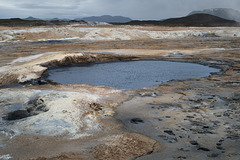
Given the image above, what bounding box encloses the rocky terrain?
[0,24,240,159]
[1,25,240,43]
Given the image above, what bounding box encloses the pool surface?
[47,61,219,89]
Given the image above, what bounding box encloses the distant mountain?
[122,14,239,27]
[46,18,71,21]
[189,8,240,22]
[23,16,41,20]
[78,15,132,23]
[50,18,60,21]
[23,17,72,21]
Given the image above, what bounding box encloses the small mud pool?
[47,61,219,89]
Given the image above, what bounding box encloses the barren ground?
[0,25,240,160]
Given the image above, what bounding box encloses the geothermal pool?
[47,61,219,89]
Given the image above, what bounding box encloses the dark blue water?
[47,61,219,89]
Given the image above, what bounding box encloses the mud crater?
[3,97,49,121]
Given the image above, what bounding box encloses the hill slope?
[189,8,240,22]
[121,14,239,27]
[0,18,86,27]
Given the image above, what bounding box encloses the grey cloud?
[0,7,29,18]
[16,0,82,9]
[0,0,240,19]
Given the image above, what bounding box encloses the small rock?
[89,103,103,111]
[198,147,210,151]
[158,135,178,143]
[157,118,163,121]
[216,142,222,146]
[164,130,176,136]
[177,156,187,159]
[151,93,157,97]
[186,116,195,119]
[169,52,184,57]
[37,80,49,85]
[179,148,190,152]
[207,153,219,157]
[216,146,224,150]
[203,126,209,129]
[130,118,144,124]
[189,140,199,145]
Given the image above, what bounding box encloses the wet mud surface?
[115,81,240,159]
[0,26,240,159]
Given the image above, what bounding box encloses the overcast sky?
[0,0,240,20]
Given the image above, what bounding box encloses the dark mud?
[115,77,240,160]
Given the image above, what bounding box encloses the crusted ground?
[0,25,239,159]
